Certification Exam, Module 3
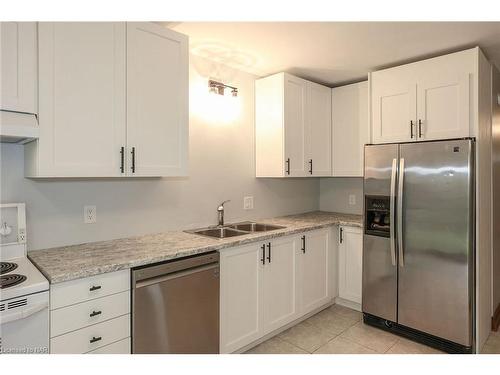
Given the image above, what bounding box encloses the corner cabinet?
[25,22,188,178]
[255,73,331,177]
[219,228,332,353]
[370,48,477,144]
[331,81,369,176]
[337,226,363,307]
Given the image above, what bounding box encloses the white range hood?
[0,110,39,144]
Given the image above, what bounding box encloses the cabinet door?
[298,229,331,314]
[284,74,307,177]
[338,226,363,304]
[416,73,470,141]
[0,22,37,113]
[332,82,369,176]
[371,67,417,144]
[126,22,188,177]
[37,22,126,177]
[220,244,263,353]
[262,236,298,334]
[306,82,331,176]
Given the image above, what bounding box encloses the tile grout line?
[311,317,367,354]
[311,332,342,353]
[384,337,402,353]
[275,334,314,354]
[338,320,398,354]
[276,336,310,354]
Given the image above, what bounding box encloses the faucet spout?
[217,200,231,226]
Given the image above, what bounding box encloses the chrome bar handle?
[397,158,405,267]
[389,158,397,267]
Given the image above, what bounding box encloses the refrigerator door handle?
[389,158,397,266]
[397,158,405,267]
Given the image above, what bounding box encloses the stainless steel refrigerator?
[362,138,475,354]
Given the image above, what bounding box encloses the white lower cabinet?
[297,229,331,314]
[262,236,298,334]
[220,228,332,353]
[337,226,363,306]
[88,337,131,354]
[49,270,131,354]
[50,314,130,354]
[219,242,263,354]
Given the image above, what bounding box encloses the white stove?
[0,203,49,354]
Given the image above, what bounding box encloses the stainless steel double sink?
[186,221,286,239]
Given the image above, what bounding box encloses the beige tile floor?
[245,304,500,354]
[483,330,500,354]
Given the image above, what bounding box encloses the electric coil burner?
[1,261,18,275]
[0,273,27,289]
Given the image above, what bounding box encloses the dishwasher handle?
[134,263,219,289]
[133,252,219,283]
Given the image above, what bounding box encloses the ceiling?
[166,22,500,86]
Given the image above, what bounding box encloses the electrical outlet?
[18,229,26,243]
[348,194,356,206]
[243,196,254,210]
[84,205,97,224]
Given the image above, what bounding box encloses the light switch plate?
[84,205,97,224]
[243,196,254,210]
[348,194,356,206]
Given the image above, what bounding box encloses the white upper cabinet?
[331,81,369,176]
[371,65,417,144]
[307,82,332,176]
[126,22,188,177]
[370,48,477,144]
[283,74,308,177]
[0,22,37,114]
[30,22,127,177]
[256,72,331,177]
[25,22,188,178]
[416,55,471,141]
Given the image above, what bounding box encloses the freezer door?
[362,144,399,322]
[398,139,474,346]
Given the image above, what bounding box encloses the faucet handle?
[217,200,231,211]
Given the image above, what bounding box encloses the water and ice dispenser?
[364,196,390,237]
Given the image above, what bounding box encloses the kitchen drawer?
[51,269,130,310]
[50,314,130,354]
[50,291,130,337]
[88,337,131,354]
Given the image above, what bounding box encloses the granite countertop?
[28,211,362,284]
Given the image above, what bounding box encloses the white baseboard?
[334,297,361,312]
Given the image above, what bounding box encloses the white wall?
[0,56,319,251]
[319,177,363,215]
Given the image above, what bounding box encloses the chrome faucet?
[217,200,231,227]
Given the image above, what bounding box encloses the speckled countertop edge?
[28,211,362,284]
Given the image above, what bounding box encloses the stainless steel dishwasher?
[132,252,219,353]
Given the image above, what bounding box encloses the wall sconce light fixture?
[208,79,238,97]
